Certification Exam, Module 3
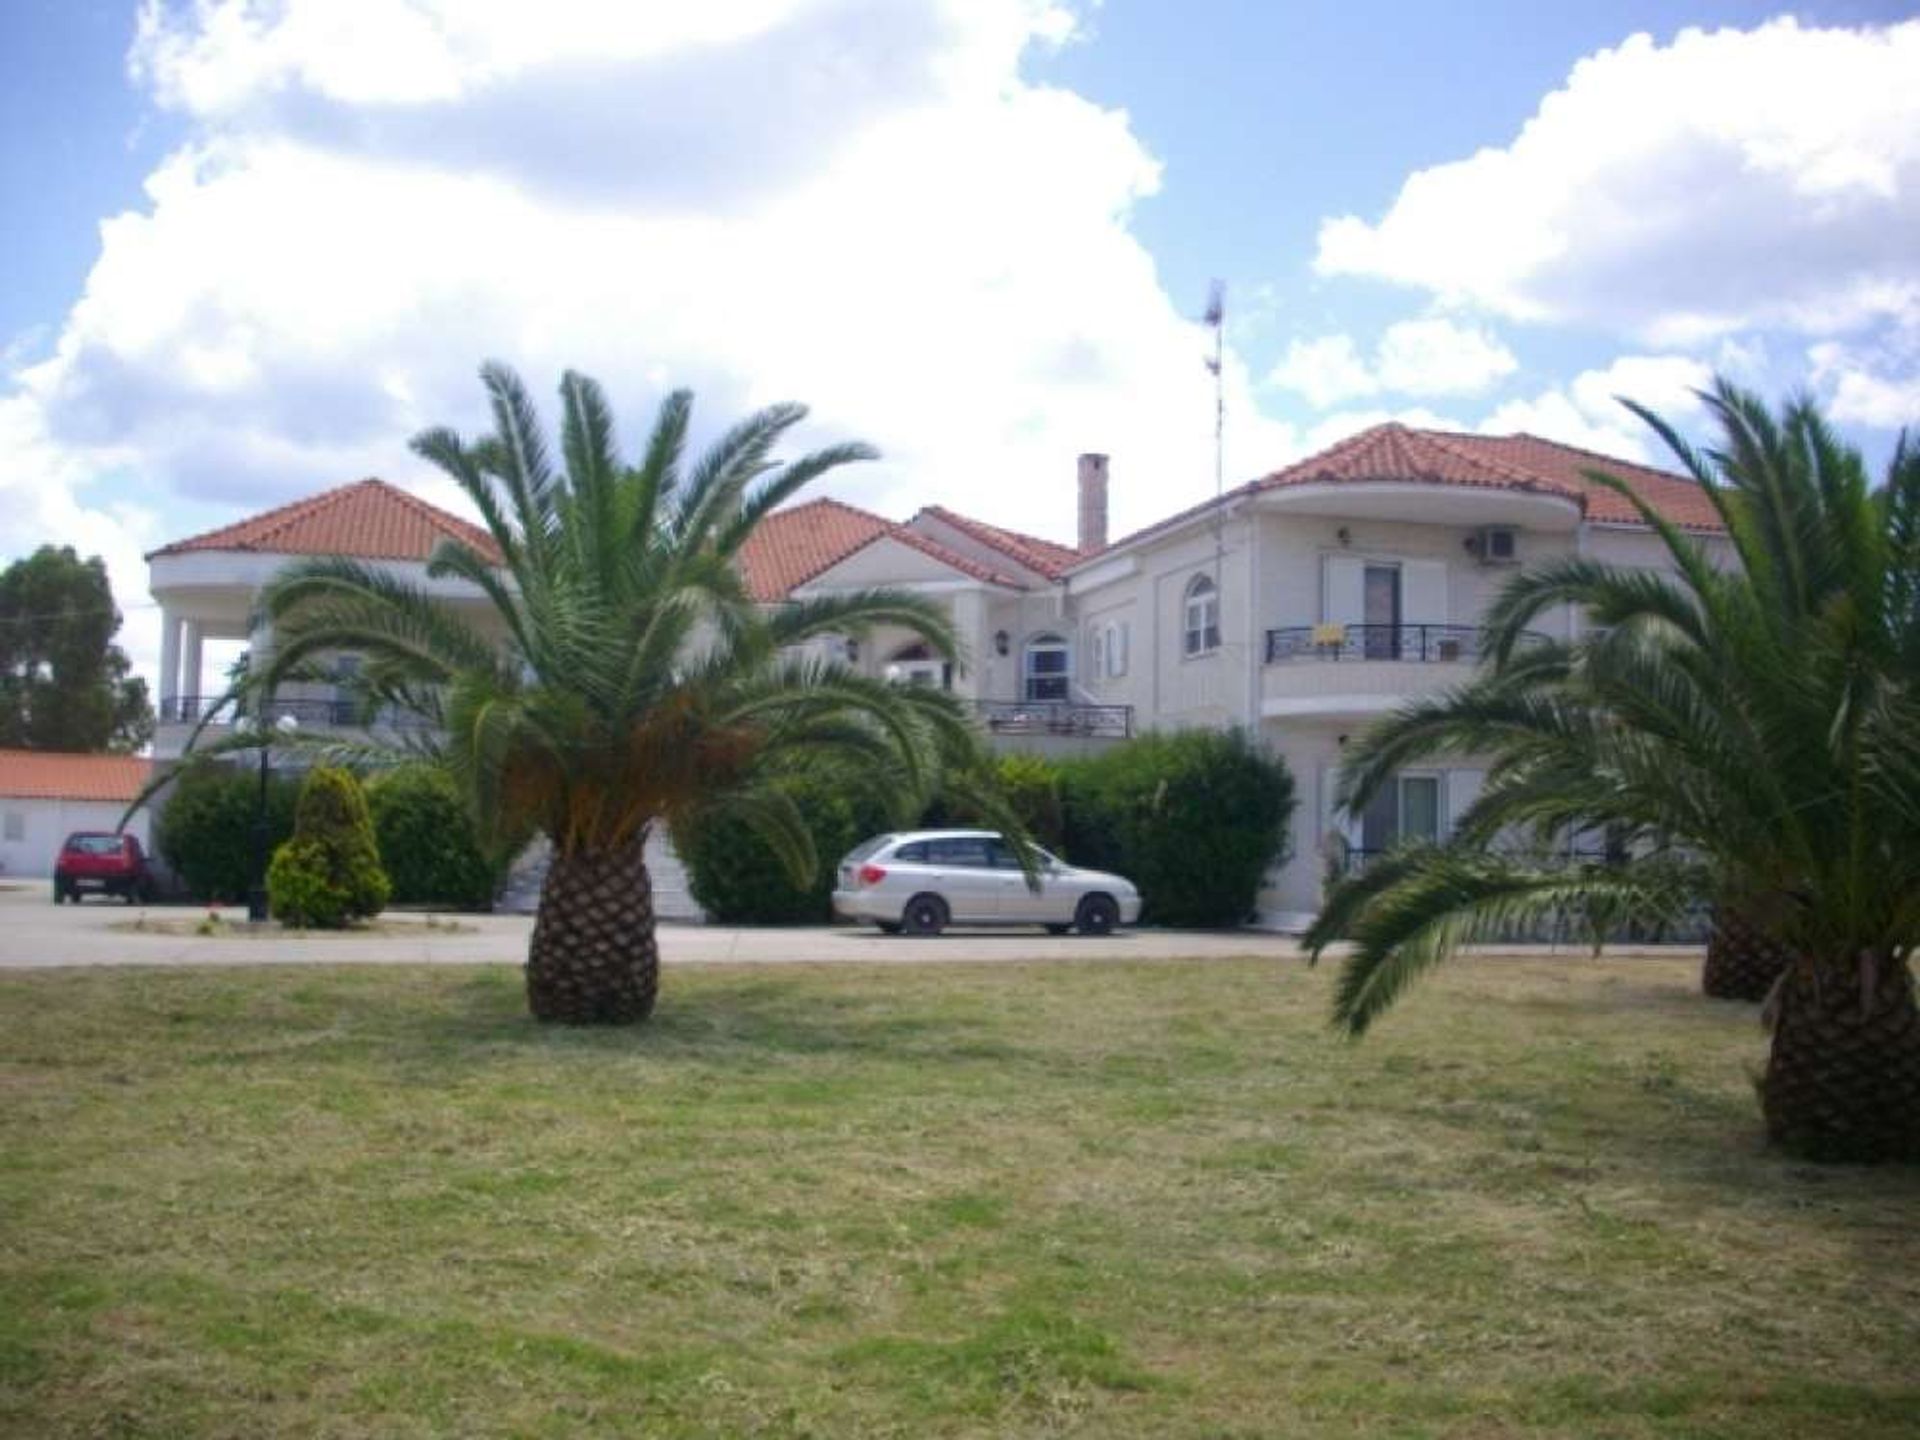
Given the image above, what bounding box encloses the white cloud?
[1808,341,1920,428]
[1267,334,1376,408]
[1481,354,1712,462]
[1268,317,1514,408]
[1303,406,1463,454]
[7,0,1300,682]
[1374,318,1515,396]
[1315,17,1920,345]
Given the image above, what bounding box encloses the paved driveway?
[0,883,1304,969]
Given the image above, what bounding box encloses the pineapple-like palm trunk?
[526,833,660,1024]
[1762,953,1920,1162]
[1702,908,1792,1001]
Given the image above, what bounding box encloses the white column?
[181,620,204,706]
[158,609,181,715]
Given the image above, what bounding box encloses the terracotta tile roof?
[912,506,1085,579]
[738,498,1027,601]
[1453,433,1727,532]
[1085,423,1726,564]
[148,478,502,563]
[0,750,151,803]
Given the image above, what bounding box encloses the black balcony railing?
[1265,623,1546,665]
[157,695,431,729]
[973,699,1132,739]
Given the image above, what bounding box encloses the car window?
[892,841,929,863]
[926,837,991,867]
[989,839,1057,870]
[66,835,123,856]
[845,835,893,864]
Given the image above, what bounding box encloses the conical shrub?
[268,766,391,928]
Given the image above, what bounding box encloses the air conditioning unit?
[1473,526,1519,566]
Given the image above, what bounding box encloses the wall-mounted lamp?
[1336,526,1352,547]
[843,637,860,664]
[993,630,1010,658]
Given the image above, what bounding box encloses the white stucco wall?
[0,799,151,879]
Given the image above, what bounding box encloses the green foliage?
[921,749,1066,850]
[367,764,498,910]
[0,545,153,752]
[154,765,299,902]
[1060,729,1295,928]
[680,766,894,924]
[268,767,389,928]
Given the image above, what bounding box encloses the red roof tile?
[0,750,151,803]
[1452,433,1727,532]
[912,506,1085,579]
[148,478,501,563]
[738,498,1027,601]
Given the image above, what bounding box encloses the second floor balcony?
[1261,622,1546,721]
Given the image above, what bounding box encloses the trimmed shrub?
[1060,729,1295,927]
[368,764,497,910]
[268,767,390,928]
[154,764,299,902]
[679,768,894,924]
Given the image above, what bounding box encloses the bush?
[367,764,497,910]
[679,768,894,924]
[1060,729,1295,927]
[154,764,300,902]
[267,767,389,928]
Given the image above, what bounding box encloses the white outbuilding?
[0,750,152,880]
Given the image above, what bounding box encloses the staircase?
[495,830,707,922]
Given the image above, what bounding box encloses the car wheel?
[901,894,949,937]
[1045,923,1072,936]
[51,883,65,905]
[1075,894,1119,936]
[876,921,903,935]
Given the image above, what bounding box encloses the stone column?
[181,620,204,709]
[158,609,181,718]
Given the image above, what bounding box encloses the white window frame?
[1023,634,1071,702]
[1183,575,1221,657]
[1104,621,1128,678]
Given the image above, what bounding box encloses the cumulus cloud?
[1481,354,1712,462]
[1268,318,1515,408]
[6,0,1298,679]
[1315,17,1920,346]
[1809,341,1920,428]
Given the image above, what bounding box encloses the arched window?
[1023,633,1070,702]
[1183,574,1220,657]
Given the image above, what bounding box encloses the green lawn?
[1,956,1915,1438]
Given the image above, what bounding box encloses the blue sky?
[2,1,1917,677]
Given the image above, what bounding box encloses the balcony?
[155,694,435,740]
[972,699,1133,741]
[1261,623,1546,721]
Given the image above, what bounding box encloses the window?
[1183,575,1221,657]
[1359,774,1443,855]
[926,836,991,867]
[2,811,23,843]
[1106,621,1128,677]
[893,841,930,862]
[1023,634,1070,702]
[883,642,949,690]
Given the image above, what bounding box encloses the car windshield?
[66,835,123,855]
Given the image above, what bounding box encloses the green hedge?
[267,767,390,928]
[367,764,498,910]
[1059,729,1295,927]
[154,765,300,903]
[678,769,894,924]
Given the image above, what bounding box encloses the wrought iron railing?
[1264,623,1546,665]
[157,695,431,729]
[973,699,1132,739]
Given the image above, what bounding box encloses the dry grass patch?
[0,954,1915,1438]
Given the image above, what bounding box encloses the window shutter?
[1322,556,1366,625]
[1402,560,1449,625]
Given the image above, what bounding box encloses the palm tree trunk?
[1762,953,1920,1162]
[526,833,660,1024]
[1702,908,1791,1001]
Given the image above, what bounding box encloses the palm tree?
[1305,380,1920,1162]
[251,362,980,1024]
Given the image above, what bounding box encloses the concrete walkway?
[0,883,1306,969]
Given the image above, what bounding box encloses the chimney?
[1076,452,1109,553]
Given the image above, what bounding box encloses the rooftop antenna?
[1203,280,1226,584]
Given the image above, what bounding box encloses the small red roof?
[912,506,1086,578]
[0,750,151,803]
[148,478,501,564]
[739,498,1027,600]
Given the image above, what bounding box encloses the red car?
[53,832,154,905]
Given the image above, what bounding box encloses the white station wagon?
[832,829,1143,937]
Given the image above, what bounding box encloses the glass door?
[1363,564,1401,658]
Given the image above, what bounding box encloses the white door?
[1322,555,1366,625]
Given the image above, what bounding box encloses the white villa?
[146,424,1727,928]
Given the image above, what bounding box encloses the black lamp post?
[247,712,297,921]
